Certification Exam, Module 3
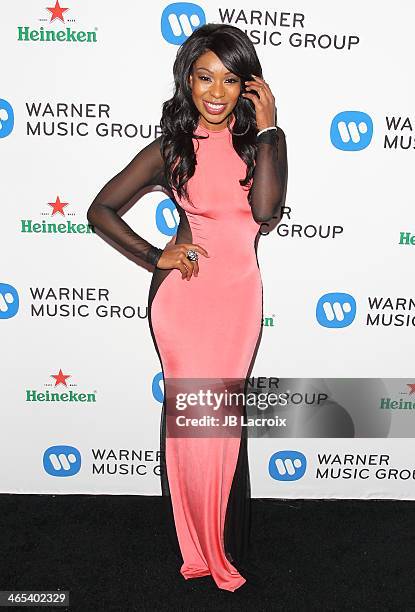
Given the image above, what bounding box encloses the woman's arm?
[86,137,166,267]
[249,127,288,224]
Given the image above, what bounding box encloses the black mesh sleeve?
[249,126,288,223]
[86,137,166,268]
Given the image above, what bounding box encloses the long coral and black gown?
[87,117,287,592]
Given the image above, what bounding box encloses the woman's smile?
[202,100,228,115]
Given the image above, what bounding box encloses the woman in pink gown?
[87,24,287,592]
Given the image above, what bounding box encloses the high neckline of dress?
[195,115,235,138]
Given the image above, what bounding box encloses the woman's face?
[188,50,242,131]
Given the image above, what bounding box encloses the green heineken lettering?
[21,220,94,234]
[26,389,97,402]
[18,26,97,43]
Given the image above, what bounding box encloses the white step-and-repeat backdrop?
[1,1,414,499]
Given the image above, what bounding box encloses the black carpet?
[1,495,413,611]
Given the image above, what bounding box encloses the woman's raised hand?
[242,74,276,130]
[157,237,209,281]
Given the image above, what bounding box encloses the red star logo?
[407,383,415,395]
[48,196,69,216]
[51,369,71,387]
[46,1,69,23]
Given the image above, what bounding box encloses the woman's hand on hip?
[157,242,209,280]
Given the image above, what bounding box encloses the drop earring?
[230,121,250,136]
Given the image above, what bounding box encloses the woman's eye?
[198,76,239,83]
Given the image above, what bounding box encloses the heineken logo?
[17,1,97,43]
[20,195,94,235]
[26,368,97,403]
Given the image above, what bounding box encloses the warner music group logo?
[160,3,360,50]
[0,98,162,139]
[161,3,206,45]
[330,111,373,151]
[269,450,415,482]
[43,446,161,477]
[43,445,81,476]
[316,292,357,328]
[316,293,415,329]
[0,284,149,320]
[330,111,413,152]
[269,450,307,481]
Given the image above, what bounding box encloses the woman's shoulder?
[132,135,165,170]
[140,134,163,154]
[135,134,171,191]
[145,134,174,164]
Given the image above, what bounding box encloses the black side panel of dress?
[223,230,265,587]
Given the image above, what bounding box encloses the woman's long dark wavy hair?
[160,23,263,207]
